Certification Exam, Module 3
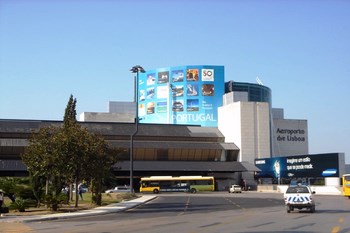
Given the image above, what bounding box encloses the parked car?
[229,185,242,193]
[62,184,88,194]
[284,184,316,213]
[105,186,131,194]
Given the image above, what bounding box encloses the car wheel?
[310,205,315,213]
[190,188,197,193]
[286,206,291,213]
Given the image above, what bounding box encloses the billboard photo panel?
[255,153,340,180]
[138,65,224,127]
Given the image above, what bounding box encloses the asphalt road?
[11,192,350,233]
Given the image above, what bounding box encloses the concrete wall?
[258,185,342,195]
[272,119,308,156]
[218,102,243,161]
[79,112,133,123]
[218,102,270,164]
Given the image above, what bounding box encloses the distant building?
[224,81,272,103]
[220,81,273,165]
[0,120,255,191]
[222,81,308,163]
[3,65,343,189]
[79,101,134,123]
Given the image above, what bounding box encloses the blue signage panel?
[254,153,339,179]
[138,65,224,127]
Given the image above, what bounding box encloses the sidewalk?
[257,185,342,195]
[0,195,157,223]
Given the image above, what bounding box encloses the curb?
[0,195,157,223]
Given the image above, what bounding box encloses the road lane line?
[177,196,190,216]
[331,226,340,233]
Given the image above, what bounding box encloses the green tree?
[85,136,118,205]
[59,94,85,207]
[63,94,77,128]
[61,95,78,202]
[22,127,61,175]
[58,123,118,206]
[28,173,46,207]
[59,95,120,207]
[22,94,118,210]
[21,126,64,209]
[58,123,88,207]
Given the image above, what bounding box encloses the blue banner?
[255,153,339,179]
[138,65,224,127]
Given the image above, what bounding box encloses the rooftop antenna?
[256,76,264,85]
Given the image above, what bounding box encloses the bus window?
[142,181,159,188]
[141,182,147,188]
[150,182,159,187]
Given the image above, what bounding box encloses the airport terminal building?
[0,65,347,190]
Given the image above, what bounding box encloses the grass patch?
[2,192,139,216]
[101,192,138,205]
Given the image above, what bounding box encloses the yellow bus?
[343,174,350,198]
[140,176,215,194]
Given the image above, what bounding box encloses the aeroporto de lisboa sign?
[276,128,306,142]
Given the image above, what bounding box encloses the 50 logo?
[202,69,214,81]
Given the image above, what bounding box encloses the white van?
[105,186,131,194]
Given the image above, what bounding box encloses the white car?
[105,186,131,194]
[284,184,316,213]
[229,185,242,193]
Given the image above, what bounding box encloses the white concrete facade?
[109,101,135,114]
[223,92,248,104]
[270,108,308,156]
[271,118,308,156]
[79,101,135,123]
[218,101,270,164]
[79,112,133,123]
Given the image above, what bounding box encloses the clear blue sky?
[1,0,349,162]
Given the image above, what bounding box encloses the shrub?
[17,186,36,200]
[44,193,67,211]
[10,198,28,212]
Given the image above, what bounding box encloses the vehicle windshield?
[286,186,310,193]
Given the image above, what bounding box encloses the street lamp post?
[130,65,145,194]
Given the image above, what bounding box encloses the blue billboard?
[254,153,340,179]
[137,65,224,127]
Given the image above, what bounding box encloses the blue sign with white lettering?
[254,153,339,179]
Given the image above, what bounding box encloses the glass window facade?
[225,81,272,104]
[130,148,226,161]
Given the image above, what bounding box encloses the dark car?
[172,102,183,112]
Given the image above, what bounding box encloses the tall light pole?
[130,65,145,194]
